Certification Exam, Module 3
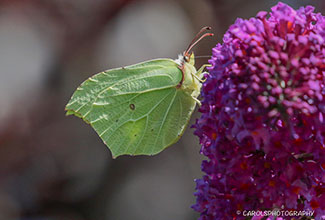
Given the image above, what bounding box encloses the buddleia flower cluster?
[193,2,325,219]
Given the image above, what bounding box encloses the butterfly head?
[184,52,195,66]
[175,27,213,91]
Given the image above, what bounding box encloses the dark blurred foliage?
[0,0,323,219]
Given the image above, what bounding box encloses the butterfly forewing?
[66,59,180,118]
[65,59,197,157]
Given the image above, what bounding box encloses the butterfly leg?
[193,64,211,82]
[192,73,205,83]
[192,96,202,106]
[196,64,211,76]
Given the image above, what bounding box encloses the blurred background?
[0,0,323,219]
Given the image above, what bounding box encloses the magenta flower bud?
[193,2,325,219]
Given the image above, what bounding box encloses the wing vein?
[70,71,177,115]
[99,89,174,141]
[131,116,148,155]
[109,73,175,89]
[112,121,136,156]
[151,89,177,154]
[178,93,183,134]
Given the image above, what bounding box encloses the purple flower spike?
[193,2,325,220]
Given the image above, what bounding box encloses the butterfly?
[65,27,213,158]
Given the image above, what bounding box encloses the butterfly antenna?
[195,55,212,59]
[187,26,211,48]
[184,27,213,58]
[185,33,214,56]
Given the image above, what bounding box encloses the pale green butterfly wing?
[65,59,197,158]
